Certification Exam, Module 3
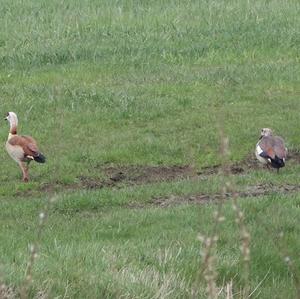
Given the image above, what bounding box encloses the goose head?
[4,112,18,125]
[260,128,273,137]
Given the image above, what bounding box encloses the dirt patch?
[103,165,195,185]
[150,183,300,208]
[195,154,261,178]
[197,149,300,178]
[27,165,195,196]
[76,165,195,190]
[286,149,300,163]
[14,149,300,198]
[77,176,106,189]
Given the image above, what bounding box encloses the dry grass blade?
[226,280,233,299]
[20,197,56,299]
[219,127,251,298]
[197,127,229,299]
[248,268,270,298]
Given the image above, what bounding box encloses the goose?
[5,112,46,182]
[255,128,287,172]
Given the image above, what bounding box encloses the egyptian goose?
[5,112,46,182]
[255,128,287,172]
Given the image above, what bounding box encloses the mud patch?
[196,154,260,177]
[197,149,300,178]
[286,149,300,163]
[15,149,300,198]
[78,165,195,190]
[103,165,195,186]
[77,176,105,189]
[150,183,300,208]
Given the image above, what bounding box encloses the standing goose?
[5,112,46,182]
[255,128,287,172]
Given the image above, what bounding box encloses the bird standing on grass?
[5,112,46,182]
[255,128,287,173]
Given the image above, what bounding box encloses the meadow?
[0,0,300,298]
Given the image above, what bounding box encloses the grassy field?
[0,0,300,298]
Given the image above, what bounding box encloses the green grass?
[1,191,300,298]
[0,0,300,297]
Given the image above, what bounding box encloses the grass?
[1,192,300,298]
[0,0,300,297]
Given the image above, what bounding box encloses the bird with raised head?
[255,128,287,173]
[5,112,46,182]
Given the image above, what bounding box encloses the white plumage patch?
[255,144,264,155]
[255,143,268,165]
[5,143,24,163]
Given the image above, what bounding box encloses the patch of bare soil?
[150,184,300,208]
[195,154,260,177]
[32,165,195,195]
[102,165,195,185]
[196,149,300,177]
[17,149,300,200]
[286,149,300,163]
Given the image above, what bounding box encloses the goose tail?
[270,156,285,168]
[34,153,46,163]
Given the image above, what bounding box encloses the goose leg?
[19,162,29,182]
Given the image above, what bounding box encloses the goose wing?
[8,135,40,158]
[272,136,287,159]
[258,136,287,160]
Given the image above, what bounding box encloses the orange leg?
[19,162,29,182]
